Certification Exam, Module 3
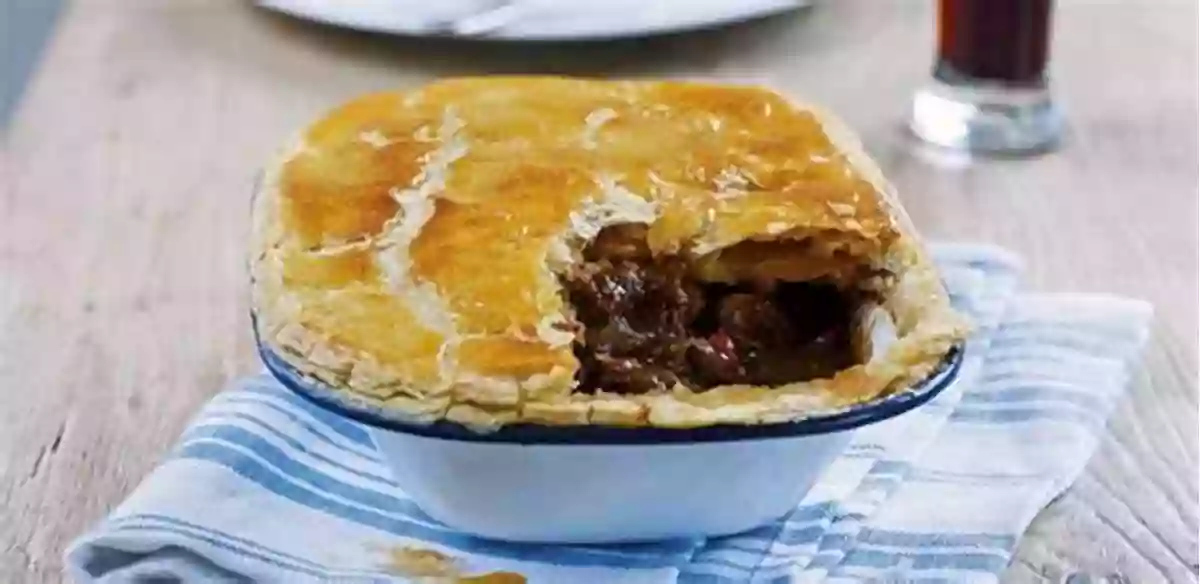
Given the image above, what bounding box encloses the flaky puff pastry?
[251,77,969,431]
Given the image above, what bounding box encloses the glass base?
[909,81,1064,155]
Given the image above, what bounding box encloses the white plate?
[257,0,810,41]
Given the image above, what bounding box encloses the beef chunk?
[686,331,746,386]
[562,255,700,395]
[718,293,796,350]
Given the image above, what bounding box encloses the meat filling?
[562,226,862,395]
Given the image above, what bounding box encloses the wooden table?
[2,1,1196,581]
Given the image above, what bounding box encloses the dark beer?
[935,0,1053,86]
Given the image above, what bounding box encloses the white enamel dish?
[257,326,962,544]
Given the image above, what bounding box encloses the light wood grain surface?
[2,1,1196,582]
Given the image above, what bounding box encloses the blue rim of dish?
[256,319,964,444]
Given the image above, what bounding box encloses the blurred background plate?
[256,0,811,40]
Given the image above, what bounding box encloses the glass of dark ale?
[910,0,1063,155]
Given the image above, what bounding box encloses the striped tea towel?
[65,244,1153,583]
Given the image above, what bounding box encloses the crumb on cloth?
[383,546,526,583]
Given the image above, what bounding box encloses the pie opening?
[562,225,875,395]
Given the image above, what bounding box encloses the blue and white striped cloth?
[66,244,1153,583]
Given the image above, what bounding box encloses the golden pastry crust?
[251,77,969,430]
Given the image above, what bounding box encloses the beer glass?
[910,0,1063,154]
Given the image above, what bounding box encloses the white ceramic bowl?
[259,340,962,544]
